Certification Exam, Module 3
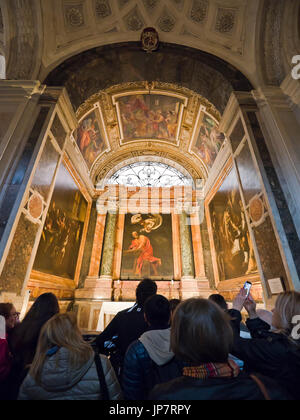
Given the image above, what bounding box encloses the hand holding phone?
[0,315,6,340]
[243,281,252,298]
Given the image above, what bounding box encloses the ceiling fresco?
[71,81,227,182]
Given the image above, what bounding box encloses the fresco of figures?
[193,113,225,169]
[208,168,257,282]
[33,163,88,279]
[73,109,106,169]
[118,94,183,142]
[121,213,174,279]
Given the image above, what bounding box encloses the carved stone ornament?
[249,197,265,225]
[28,193,44,220]
[65,5,84,28]
[141,27,159,53]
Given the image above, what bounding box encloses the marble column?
[100,211,118,279]
[179,211,198,299]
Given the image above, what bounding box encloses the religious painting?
[73,109,107,169]
[33,163,88,279]
[192,112,225,169]
[208,167,257,282]
[121,213,174,279]
[117,94,184,143]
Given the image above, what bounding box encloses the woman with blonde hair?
[18,313,122,400]
[230,290,300,400]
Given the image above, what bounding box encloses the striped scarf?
[183,359,240,379]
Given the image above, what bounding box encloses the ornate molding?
[6,0,42,80]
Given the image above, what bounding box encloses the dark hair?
[169,299,181,314]
[144,294,170,328]
[136,279,157,307]
[208,294,228,311]
[10,293,60,367]
[0,303,13,319]
[171,298,233,365]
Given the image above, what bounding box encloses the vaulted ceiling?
[0,0,299,189]
[0,0,299,89]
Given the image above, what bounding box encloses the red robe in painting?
[129,235,161,275]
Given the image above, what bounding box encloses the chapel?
[0,0,299,331]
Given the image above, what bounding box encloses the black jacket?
[148,372,290,400]
[229,309,300,400]
[96,303,148,359]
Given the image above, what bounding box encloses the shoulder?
[126,340,148,359]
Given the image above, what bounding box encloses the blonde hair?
[274,292,300,338]
[30,312,94,384]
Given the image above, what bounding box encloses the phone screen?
[243,281,252,298]
[0,315,6,340]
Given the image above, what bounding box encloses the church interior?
[0,0,300,333]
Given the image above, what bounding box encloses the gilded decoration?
[73,81,222,184]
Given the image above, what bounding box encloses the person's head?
[11,293,60,360]
[132,231,139,239]
[171,298,233,365]
[136,279,157,307]
[271,292,300,336]
[169,299,181,319]
[0,303,19,331]
[208,294,228,312]
[144,294,171,329]
[24,293,60,325]
[30,312,94,384]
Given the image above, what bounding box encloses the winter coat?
[149,371,290,400]
[229,309,300,400]
[0,338,11,384]
[96,303,148,359]
[122,328,183,400]
[18,348,123,400]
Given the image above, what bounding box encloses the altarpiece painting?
[121,213,174,280]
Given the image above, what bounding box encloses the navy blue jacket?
[122,340,184,400]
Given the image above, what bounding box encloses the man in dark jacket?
[95,279,157,377]
[122,294,183,400]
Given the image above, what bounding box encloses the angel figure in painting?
[124,231,161,276]
[130,214,162,234]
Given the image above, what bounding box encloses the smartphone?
[243,281,252,298]
[0,315,5,340]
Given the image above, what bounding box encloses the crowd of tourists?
[1,279,300,400]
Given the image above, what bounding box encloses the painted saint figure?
[124,231,161,276]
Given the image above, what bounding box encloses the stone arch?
[3,0,43,80]
[45,42,253,115]
[92,145,206,186]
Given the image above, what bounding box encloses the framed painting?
[33,162,88,280]
[192,111,225,170]
[115,93,186,144]
[73,107,107,170]
[120,213,174,280]
[206,161,258,288]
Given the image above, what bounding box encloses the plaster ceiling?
[40,0,260,85]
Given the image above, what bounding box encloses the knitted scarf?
[183,359,240,380]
